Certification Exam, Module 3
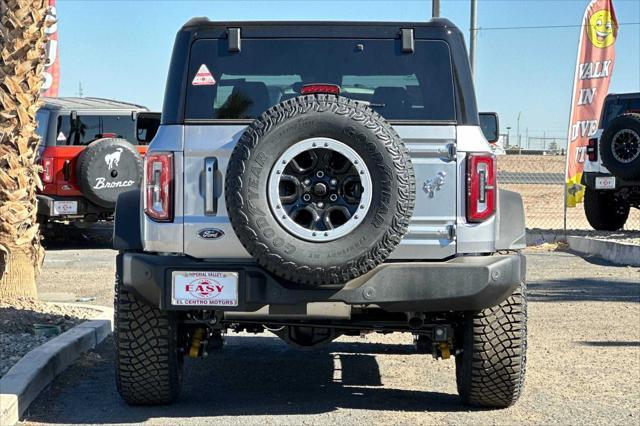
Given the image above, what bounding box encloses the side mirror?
[479,112,500,144]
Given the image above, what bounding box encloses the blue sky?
[55,0,640,139]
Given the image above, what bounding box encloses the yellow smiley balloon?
[587,9,617,48]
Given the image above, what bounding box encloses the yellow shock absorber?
[438,342,451,360]
[189,328,205,358]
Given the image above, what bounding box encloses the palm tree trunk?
[0,0,49,299]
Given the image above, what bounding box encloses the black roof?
[183,18,456,29]
[180,18,461,39]
[605,92,640,100]
[41,97,147,112]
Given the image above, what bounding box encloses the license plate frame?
[53,200,78,215]
[171,271,239,307]
[595,176,616,190]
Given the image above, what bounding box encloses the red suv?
[36,97,160,225]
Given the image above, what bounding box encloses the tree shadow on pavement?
[41,223,113,251]
[528,278,640,303]
[24,335,474,424]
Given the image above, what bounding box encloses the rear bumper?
[37,194,112,221]
[119,252,526,313]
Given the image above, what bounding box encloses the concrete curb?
[0,304,114,426]
[567,236,640,266]
[526,231,567,246]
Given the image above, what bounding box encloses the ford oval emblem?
[198,228,225,240]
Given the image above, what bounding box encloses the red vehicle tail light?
[41,157,54,183]
[144,152,173,222]
[300,84,341,95]
[586,138,598,161]
[466,153,496,223]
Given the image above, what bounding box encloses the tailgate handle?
[204,157,218,215]
[63,160,71,181]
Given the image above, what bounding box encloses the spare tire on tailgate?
[225,94,415,285]
[599,113,640,180]
[76,138,143,209]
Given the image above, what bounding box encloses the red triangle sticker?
[192,64,216,86]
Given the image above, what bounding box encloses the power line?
[478,22,640,31]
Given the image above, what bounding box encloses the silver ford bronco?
[113,18,527,408]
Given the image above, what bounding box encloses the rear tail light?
[144,152,173,222]
[41,157,54,183]
[466,154,496,223]
[587,138,598,161]
[300,84,341,95]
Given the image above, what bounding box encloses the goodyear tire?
[455,281,527,408]
[599,113,640,180]
[115,274,183,405]
[225,94,415,285]
[76,138,143,209]
[584,186,630,231]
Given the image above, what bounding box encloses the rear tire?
[584,186,629,231]
[455,281,527,408]
[114,274,183,405]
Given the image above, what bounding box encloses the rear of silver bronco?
[113,19,527,408]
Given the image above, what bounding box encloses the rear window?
[185,39,455,122]
[55,114,137,145]
[601,96,640,128]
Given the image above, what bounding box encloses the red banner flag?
[41,0,59,97]
[565,0,618,207]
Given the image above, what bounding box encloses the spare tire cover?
[599,113,640,180]
[225,94,415,285]
[76,138,143,208]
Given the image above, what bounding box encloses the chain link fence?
[496,152,640,231]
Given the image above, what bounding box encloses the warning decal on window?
[192,64,216,86]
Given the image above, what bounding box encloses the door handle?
[204,157,218,215]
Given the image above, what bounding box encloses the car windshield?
[185,38,455,121]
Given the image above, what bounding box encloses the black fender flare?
[113,189,143,251]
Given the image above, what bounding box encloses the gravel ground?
[20,247,640,425]
[0,298,98,377]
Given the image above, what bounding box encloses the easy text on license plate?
[171,271,238,306]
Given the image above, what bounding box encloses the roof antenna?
[77,82,84,97]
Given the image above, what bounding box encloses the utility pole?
[506,126,511,148]
[516,111,521,147]
[432,0,440,18]
[469,0,478,80]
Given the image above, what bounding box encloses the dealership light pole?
[432,0,440,18]
[469,0,478,80]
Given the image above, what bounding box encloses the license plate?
[53,201,78,215]
[595,176,616,189]
[171,271,239,306]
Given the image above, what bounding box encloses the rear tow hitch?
[414,325,453,359]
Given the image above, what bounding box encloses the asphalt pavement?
[23,246,640,425]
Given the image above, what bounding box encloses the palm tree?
[0,0,49,298]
